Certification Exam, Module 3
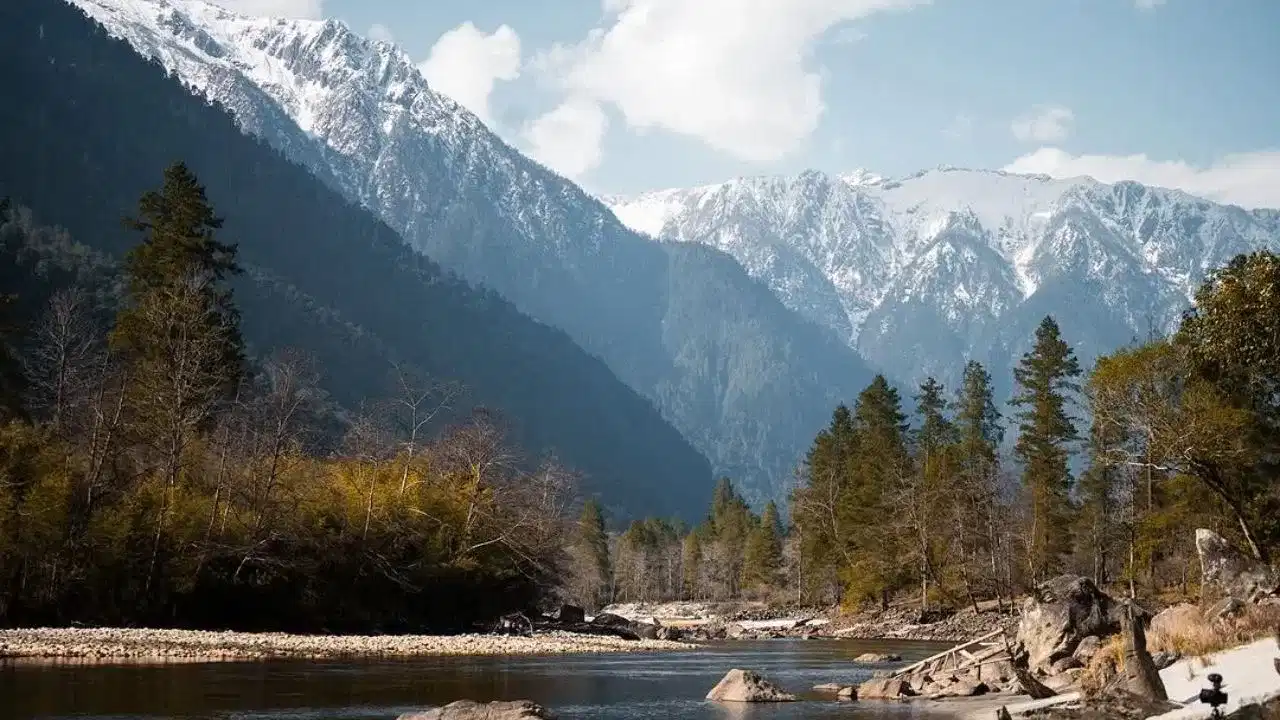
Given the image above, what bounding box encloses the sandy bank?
[0,627,696,663]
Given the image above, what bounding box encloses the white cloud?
[367,23,395,44]
[527,0,929,176]
[1004,147,1280,209]
[1011,105,1074,143]
[418,22,522,127]
[210,0,323,18]
[523,96,609,180]
[1135,0,1168,9]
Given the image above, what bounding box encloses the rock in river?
[852,652,902,663]
[397,700,554,719]
[705,669,797,702]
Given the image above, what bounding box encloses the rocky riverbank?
[0,627,696,662]
[599,599,1014,642]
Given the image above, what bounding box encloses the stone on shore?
[812,683,843,693]
[1196,528,1278,603]
[1015,575,1122,675]
[705,669,797,702]
[397,700,554,720]
[856,677,915,700]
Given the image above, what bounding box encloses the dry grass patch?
[1147,601,1280,660]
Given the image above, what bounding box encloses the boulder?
[853,652,902,663]
[1150,650,1180,671]
[397,700,554,720]
[812,683,844,693]
[1050,656,1083,674]
[1205,596,1246,622]
[1150,603,1200,638]
[705,669,797,702]
[856,677,916,700]
[1073,635,1102,665]
[837,686,857,701]
[589,612,657,640]
[655,625,682,641]
[1196,528,1279,603]
[556,604,585,624]
[1015,575,1121,674]
[932,680,988,698]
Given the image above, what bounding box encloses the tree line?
[564,251,1280,613]
[0,167,574,632]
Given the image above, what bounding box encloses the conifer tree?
[112,162,246,594]
[902,377,953,613]
[846,375,910,607]
[572,498,612,609]
[951,360,1007,609]
[744,500,783,592]
[1011,316,1081,584]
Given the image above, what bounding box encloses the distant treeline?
[0,173,572,632]
[562,251,1280,612]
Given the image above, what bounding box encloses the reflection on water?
[1,639,957,720]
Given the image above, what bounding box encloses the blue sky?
[237,0,1280,206]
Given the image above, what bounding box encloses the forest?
[563,251,1280,612]
[0,170,587,631]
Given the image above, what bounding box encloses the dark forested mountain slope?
[0,0,712,520]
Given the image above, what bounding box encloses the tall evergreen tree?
[571,498,612,609]
[950,361,1007,609]
[113,161,244,383]
[1011,316,1081,584]
[111,163,246,596]
[902,377,953,613]
[744,500,783,592]
[846,375,910,607]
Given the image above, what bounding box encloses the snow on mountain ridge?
[606,166,1280,387]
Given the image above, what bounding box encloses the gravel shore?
[0,627,697,662]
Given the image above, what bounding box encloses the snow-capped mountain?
[609,168,1280,393]
[66,0,874,506]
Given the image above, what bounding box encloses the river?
[2,638,960,719]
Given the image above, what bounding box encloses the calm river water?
[1,639,959,720]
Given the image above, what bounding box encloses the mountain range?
[609,168,1280,398]
[19,0,1280,510]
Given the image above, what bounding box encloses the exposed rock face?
[1197,528,1279,603]
[1016,575,1122,674]
[705,669,797,702]
[856,677,916,699]
[397,700,555,720]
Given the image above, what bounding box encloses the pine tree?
[1011,316,1081,584]
[952,361,1006,609]
[846,375,910,608]
[112,163,246,596]
[744,500,783,593]
[573,498,612,609]
[902,377,953,614]
[706,477,753,598]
